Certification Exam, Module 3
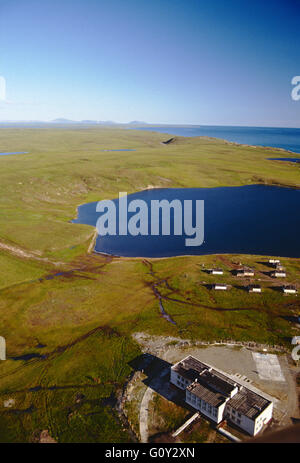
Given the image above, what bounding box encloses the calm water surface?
[268,158,300,164]
[135,126,300,154]
[0,152,28,156]
[73,185,300,258]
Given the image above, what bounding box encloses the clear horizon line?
[0,119,300,130]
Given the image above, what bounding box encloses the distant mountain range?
[0,119,149,126]
[51,119,148,125]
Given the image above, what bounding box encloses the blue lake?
[0,151,28,156]
[135,126,300,154]
[73,185,300,258]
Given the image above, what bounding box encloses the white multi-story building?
[170,356,273,436]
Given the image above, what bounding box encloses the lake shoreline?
[75,184,300,259]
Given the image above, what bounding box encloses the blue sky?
[0,0,300,126]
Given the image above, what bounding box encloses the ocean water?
[136,125,300,154]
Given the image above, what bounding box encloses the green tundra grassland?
[0,127,299,442]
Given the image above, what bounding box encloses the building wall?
[225,401,273,436]
[170,360,273,436]
[226,405,255,435]
[253,402,273,436]
[185,389,226,424]
[170,369,192,390]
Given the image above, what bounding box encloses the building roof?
[173,356,236,391]
[173,356,273,420]
[187,381,227,407]
[227,387,271,420]
[172,356,208,381]
[175,356,237,407]
[198,369,236,396]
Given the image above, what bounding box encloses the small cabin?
[282,285,297,295]
[212,283,228,291]
[291,336,300,345]
[209,268,224,275]
[271,270,286,278]
[236,268,255,277]
[275,264,285,271]
[248,285,262,293]
[269,259,280,265]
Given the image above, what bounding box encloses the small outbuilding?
[248,285,262,293]
[291,336,300,345]
[209,268,224,275]
[282,285,297,295]
[212,283,228,291]
[268,259,280,265]
[236,268,255,277]
[271,270,286,278]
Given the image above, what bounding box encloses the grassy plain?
[0,127,299,442]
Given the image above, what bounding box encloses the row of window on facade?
[186,390,218,418]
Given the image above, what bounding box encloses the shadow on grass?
[280,315,300,324]
[128,354,196,411]
[233,285,249,292]
[257,261,275,269]
[271,286,283,293]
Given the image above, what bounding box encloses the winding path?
[139,367,175,442]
